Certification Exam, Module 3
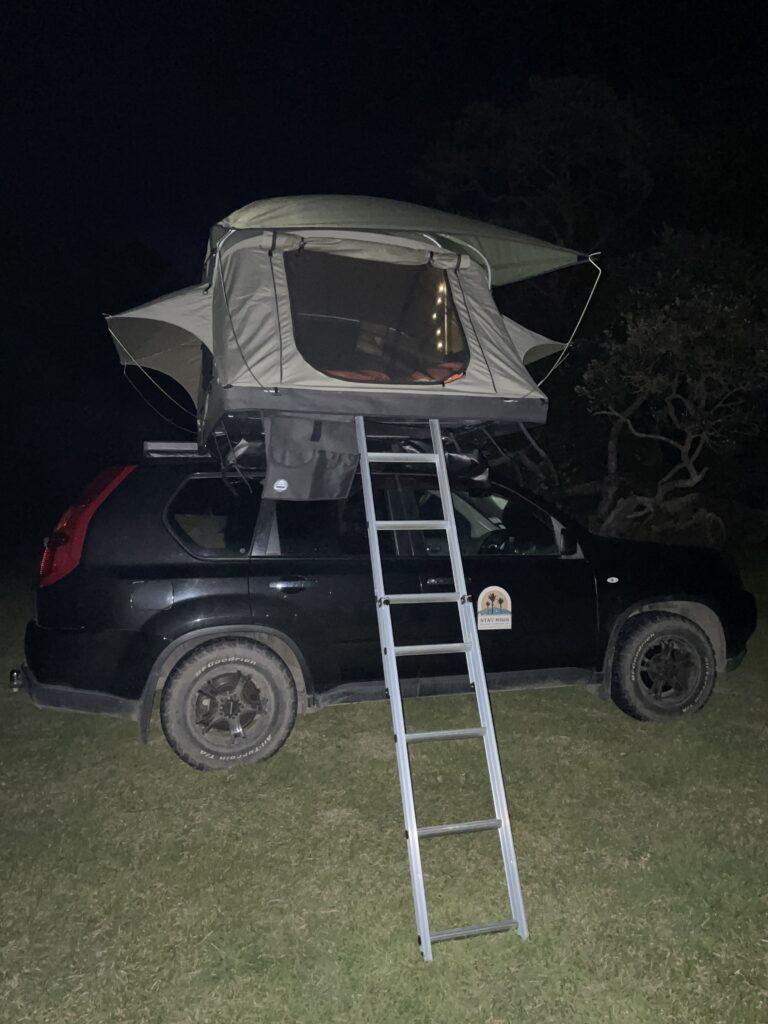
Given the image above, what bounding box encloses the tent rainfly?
[107,195,590,437]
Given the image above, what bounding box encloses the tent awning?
[106,286,211,403]
[218,195,586,286]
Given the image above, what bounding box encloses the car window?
[166,476,262,558]
[403,481,559,556]
[274,476,396,557]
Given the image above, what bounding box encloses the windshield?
[284,250,469,385]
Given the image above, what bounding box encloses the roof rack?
[143,441,212,459]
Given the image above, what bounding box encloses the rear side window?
[166,476,262,558]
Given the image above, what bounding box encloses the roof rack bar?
[143,441,209,459]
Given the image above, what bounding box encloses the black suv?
[16,456,757,770]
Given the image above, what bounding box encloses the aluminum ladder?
[354,416,528,961]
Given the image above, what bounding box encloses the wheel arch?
[138,625,314,743]
[601,598,726,693]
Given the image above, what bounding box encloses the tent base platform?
[202,383,547,441]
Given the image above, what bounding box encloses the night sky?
[3,0,767,541]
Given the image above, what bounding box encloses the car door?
[398,476,598,680]
[248,470,424,695]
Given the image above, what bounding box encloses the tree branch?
[596,409,683,449]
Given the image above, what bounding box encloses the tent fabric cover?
[106,286,212,403]
[212,231,483,391]
[501,316,565,365]
[198,228,549,430]
[106,284,564,417]
[219,195,585,286]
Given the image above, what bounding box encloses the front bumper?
[11,663,139,721]
[724,589,758,667]
[725,647,747,673]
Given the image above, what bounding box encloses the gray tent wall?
[202,229,551,434]
[106,289,566,428]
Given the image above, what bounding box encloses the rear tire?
[160,639,297,771]
[611,613,716,721]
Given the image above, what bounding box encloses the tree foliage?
[417,76,691,253]
[577,232,768,539]
[416,78,768,544]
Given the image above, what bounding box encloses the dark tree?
[416,76,693,254]
[576,232,768,540]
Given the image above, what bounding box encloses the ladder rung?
[394,642,469,657]
[385,592,460,605]
[375,519,447,531]
[405,727,486,743]
[418,818,501,839]
[431,919,517,944]
[366,452,438,464]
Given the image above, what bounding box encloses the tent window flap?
[283,250,469,385]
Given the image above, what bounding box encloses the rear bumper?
[25,619,161,701]
[15,663,139,720]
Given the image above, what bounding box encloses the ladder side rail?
[428,419,529,940]
[354,416,434,961]
[459,599,529,939]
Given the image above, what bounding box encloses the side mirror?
[559,528,578,557]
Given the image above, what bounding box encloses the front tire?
[160,639,297,771]
[611,613,716,721]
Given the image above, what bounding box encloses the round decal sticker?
[477,586,512,631]
[273,479,289,493]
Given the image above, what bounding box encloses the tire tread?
[160,638,297,771]
[611,612,716,722]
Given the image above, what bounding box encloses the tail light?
[39,465,136,587]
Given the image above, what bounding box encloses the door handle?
[269,577,317,593]
[424,576,472,589]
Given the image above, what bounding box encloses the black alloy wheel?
[636,635,703,710]
[161,639,297,770]
[611,613,716,721]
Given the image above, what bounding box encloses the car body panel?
[20,461,757,741]
[408,551,598,677]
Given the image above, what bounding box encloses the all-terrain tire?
[160,638,297,771]
[611,613,716,722]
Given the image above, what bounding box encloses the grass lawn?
[1,555,766,1024]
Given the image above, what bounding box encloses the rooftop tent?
[202,229,584,431]
[106,196,586,435]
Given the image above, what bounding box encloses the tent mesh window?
[283,250,469,385]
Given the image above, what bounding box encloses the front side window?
[166,476,262,558]
[404,483,559,557]
[274,475,397,557]
[284,250,469,385]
